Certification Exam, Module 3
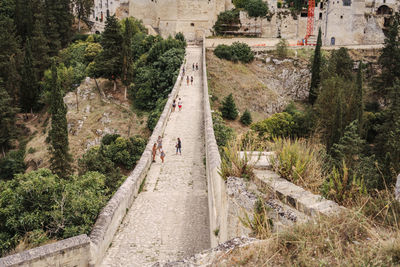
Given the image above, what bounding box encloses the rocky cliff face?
[24,78,147,171]
[206,51,311,121]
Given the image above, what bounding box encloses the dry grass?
[269,138,325,194]
[219,137,256,181]
[24,78,149,172]
[207,50,286,123]
[214,210,400,266]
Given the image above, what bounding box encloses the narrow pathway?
[100,46,210,266]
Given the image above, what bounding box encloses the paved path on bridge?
[100,46,210,266]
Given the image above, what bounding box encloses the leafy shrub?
[212,111,235,148]
[252,107,312,139]
[79,134,146,192]
[174,32,186,46]
[240,109,253,126]
[213,9,240,35]
[147,98,168,130]
[231,42,254,63]
[214,42,254,63]
[252,112,295,138]
[271,138,325,193]
[220,93,239,120]
[214,45,233,61]
[0,169,109,256]
[0,149,26,180]
[245,0,269,18]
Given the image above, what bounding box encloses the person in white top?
[178,98,182,111]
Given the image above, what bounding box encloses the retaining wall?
[0,64,185,267]
[202,37,229,247]
[0,235,90,267]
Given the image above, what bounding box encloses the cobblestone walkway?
[100,46,210,266]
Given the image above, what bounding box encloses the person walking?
[176,138,182,155]
[187,75,189,86]
[178,98,182,111]
[172,99,176,112]
[157,136,162,152]
[196,63,198,70]
[160,148,165,163]
[192,63,195,71]
[152,143,157,162]
[182,66,185,75]
[190,76,193,85]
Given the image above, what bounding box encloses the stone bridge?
[0,41,228,267]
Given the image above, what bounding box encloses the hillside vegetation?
[208,16,400,266]
[0,4,185,255]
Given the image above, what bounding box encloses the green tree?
[91,15,123,89]
[233,0,250,8]
[72,0,94,32]
[0,148,26,180]
[327,47,353,81]
[245,0,268,18]
[315,77,348,150]
[20,39,39,113]
[375,80,400,182]
[309,28,322,105]
[48,62,72,178]
[0,7,21,99]
[240,109,253,126]
[331,120,365,170]
[355,61,364,132]
[31,11,50,79]
[122,18,134,88]
[44,0,61,56]
[0,81,18,154]
[377,14,400,99]
[220,93,239,120]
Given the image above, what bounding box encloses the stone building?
[91,0,398,45]
[90,0,129,33]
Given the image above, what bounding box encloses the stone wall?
[202,37,229,247]
[129,0,227,40]
[0,62,185,267]
[0,235,90,267]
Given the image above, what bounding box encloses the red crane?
[305,0,315,45]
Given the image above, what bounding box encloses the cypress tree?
[56,0,73,47]
[20,39,38,113]
[309,27,322,105]
[92,15,123,85]
[220,93,239,120]
[377,14,400,99]
[49,62,72,178]
[44,0,61,56]
[5,55,20,105]
[329,87,343,150]
[122,18,134,87]
[240,109,253,126]
[0,80,19,155]
[0,8,21,91]
[355,61,364,133]
[31,11,50,79]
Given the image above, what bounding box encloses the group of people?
[152,136,182,163]
[183,63,199,86]
[150,61,199,164]
[172,98,182,112]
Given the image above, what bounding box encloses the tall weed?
[219,137,255,180]
[270,138,325,193]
